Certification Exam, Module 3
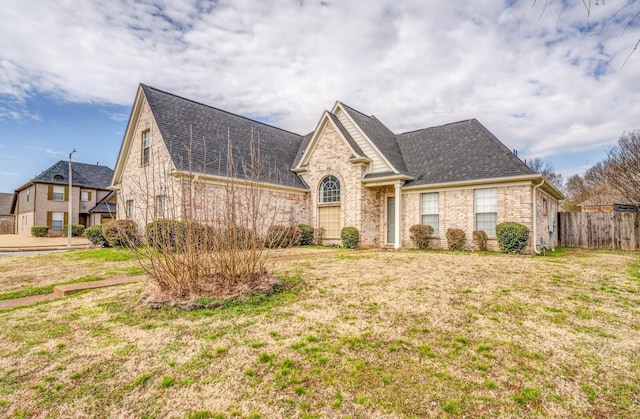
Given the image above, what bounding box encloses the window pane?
[318,205,341,237]
[52,212,64,231]
[319,176,340,203]
[476,212,497,237]
[421,193,438,214]
[421,214,439,236]
[475,188,497,212]
[53,185,64,201]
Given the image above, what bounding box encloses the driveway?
[0,234,91,252]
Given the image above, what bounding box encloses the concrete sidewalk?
[0,234,92,251]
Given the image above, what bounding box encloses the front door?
[386,196,395,244]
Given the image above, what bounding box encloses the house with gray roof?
[0,192,16,234]
[111,84,564,251]
[14,161,115,235]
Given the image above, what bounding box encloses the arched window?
[319,176,340,203]
[318,176,341,238]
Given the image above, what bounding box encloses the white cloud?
[0,0,638,174]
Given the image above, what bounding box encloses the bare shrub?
[118,129,301,301]
[102,220,141,247]
[264,225,301,248]
[473,230,488,251]
[446,228,466,251]
[409,224,434,249]
[315,227,326,245]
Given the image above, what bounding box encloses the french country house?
[111,84,564,252]
[14,161,115,235]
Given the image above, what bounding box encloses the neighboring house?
[14,161,115,235]
[111,84,564,251]
[0,192,16,234]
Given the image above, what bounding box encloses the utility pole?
[68,149,76,248]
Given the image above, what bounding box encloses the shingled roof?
[0,193,15,215]
[17,161,114,191]
[396,119,534,187]
[141,85,307,189]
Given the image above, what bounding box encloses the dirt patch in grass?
[0,248,639,417]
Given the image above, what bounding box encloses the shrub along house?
[111,84,564,252]
[14,161,115,235]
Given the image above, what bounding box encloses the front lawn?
[0,248,638,417]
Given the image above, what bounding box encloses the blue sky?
[1,0,639,193]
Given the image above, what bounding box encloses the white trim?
[362,174,414,186]
[293,110,367,171]
[331,102,399,174]
[170,171,309,195]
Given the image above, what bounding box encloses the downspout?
[532,178,545,254]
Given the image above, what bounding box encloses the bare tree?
[604,129,640,204]
[526,157,564,190]
[535,0,640,65]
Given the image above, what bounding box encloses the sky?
[0,0,639,193]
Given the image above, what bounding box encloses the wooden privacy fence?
[558,212,640,250]
[0,216,14,234]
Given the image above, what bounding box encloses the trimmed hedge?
[341,226,360,249]
[85,225,109,247]
[146,220,186,250]
[63,224,85,237]
[102,220,141,248]
[446,228,466,251]
[298,224,314,246]
[473,230,488,251]
[31,226,49,237]
[409,224,434,250]
[496,222,529,254]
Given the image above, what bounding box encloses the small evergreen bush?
[446,228,466,251]
[496,222,530,254]
[473,230,488,251]
[146,220,185,250]
[63,224,85,237]
[409,224,434,249]
[85,225,109,247]
[31,226,49,237]
[341,226,360,249]
[264,225,301,248]
[102,220,141,248]
[298,224,314,245]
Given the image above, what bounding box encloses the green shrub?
[31,226,49,237]
[409,224,434,249]
[146,220,185,250]
[496,222,529,254]
[473,230,488,251]
[446,228,466,251]
[341,226,360,249]
[63,224,85,237]
[298,224,314,245]
[85,225,109,247]
[102,220,141,248]
[264,225,301,248]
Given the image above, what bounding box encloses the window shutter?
[48,185,53,200]
[89,191,92,201]
[64,186,69,201]
[64,212,68,226]
[46,212,52,228]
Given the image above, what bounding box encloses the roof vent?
[53,174,64,180]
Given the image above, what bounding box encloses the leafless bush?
[117,129,300,301]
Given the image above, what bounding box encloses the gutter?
[532,178,545,255]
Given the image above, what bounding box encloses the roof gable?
[335,103,407,174]
[0,193,15,214]
[396,119,534,187]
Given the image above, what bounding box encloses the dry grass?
[1,248,639,418]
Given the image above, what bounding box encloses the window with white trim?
[52,212,64,231]
[421,192,439,235]
[142,130,151,165]
[53,185,64,201]
[126,200,134,220]
[156,195,166,220]
[475,188,497,237]
[318,176,341,238]
[81,191,90,202]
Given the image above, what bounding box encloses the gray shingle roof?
[27,161,114,189]
[141,85,307,189]
[340,103,408,174]
[396,119,534,187]
[90,191,117,214]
